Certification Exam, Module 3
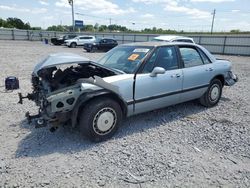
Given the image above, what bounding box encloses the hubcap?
[210,84,220,101]
[93,107,116,135]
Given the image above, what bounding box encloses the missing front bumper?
[225,72,238,86]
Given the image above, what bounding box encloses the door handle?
[206,67,214,71]
[171,73,181,78]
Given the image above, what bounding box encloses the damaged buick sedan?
[19,42,238,142]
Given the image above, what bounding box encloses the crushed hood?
[33,53,91,76]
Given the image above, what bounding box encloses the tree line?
[1,17,249,34]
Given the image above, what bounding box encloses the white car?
[152,35,195,43]
[65,35,96,48]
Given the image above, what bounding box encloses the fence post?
[122,34,124,44]
[198,36,202,45]
[12,29,15,40]
[54,32,56,37]
[222,36,227,55]
[134,34,136,42]
[147,35,149,41]
[27,30,30,41]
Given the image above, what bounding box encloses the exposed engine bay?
[36,63,115,92]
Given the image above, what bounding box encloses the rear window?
[173,39,193,43]
[80,36,94,39]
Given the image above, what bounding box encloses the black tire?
[79,97,122,142]
[91,46,98,53]
[70,42,77,48]
[199,79,222,107]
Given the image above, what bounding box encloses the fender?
[71,89,128,127]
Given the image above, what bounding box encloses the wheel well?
[212,75,225,86]
[77,93,127,123]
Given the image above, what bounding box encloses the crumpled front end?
[225,71,238,86]
[18,53,119,130]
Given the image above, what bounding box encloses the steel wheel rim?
[210,84,220,101]
[93,107,117,135]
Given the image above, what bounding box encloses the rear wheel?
[199,79,222,107]
[79,97,122,142]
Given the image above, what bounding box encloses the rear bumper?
[225,71,238,86]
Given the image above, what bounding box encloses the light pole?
[211,9,216,34]
[68,0,75,32]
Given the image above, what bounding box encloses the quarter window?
[179,47,204,68]
[198,49,211,64]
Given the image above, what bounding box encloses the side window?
[107,39,115,44]
[198,49,212,64]
[142,46,178,73]
[80,37,92,40]
[179,47,204,68]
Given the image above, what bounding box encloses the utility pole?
[211,9,216,34]
[109,18,112,26]
[68,0,75,32]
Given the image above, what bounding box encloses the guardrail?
[0,28,249,56]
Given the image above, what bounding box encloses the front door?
[134,46,183,114]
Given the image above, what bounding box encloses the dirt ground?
[0,40,249,187]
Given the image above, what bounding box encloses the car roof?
[153,35,193,41]
[121,41,197,47]
[98,38,116,40]
[77,35,95,37]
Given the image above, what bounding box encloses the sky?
[0,0,250,32]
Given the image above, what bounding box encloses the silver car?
[19,42,238,142]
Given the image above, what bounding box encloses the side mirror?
[150,67,166,77]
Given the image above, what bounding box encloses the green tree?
[47,25,65,32]
[83,24,94,31]
[6,17,31,29]
[94,23,99,31]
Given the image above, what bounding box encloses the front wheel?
[70,42,77,48]
[79,97,122,142]
[91,46,98,52]
[199,79,222,107]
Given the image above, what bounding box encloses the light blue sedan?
[20,42,238,142]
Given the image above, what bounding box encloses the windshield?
[97,46,153,73]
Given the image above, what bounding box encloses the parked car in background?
[19,42,238,142]
[65,35,96,48]
[83,38,118,52]
[51,34,78,45]
[152,35,195,43]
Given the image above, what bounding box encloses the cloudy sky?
[0,0,249,31]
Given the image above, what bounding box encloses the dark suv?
[83,38,118,52]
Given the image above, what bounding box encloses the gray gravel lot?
[0,40,249,187]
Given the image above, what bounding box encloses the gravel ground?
[0,40,249,187]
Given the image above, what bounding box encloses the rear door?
[134,46,183,114]
[178,46,214,102]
